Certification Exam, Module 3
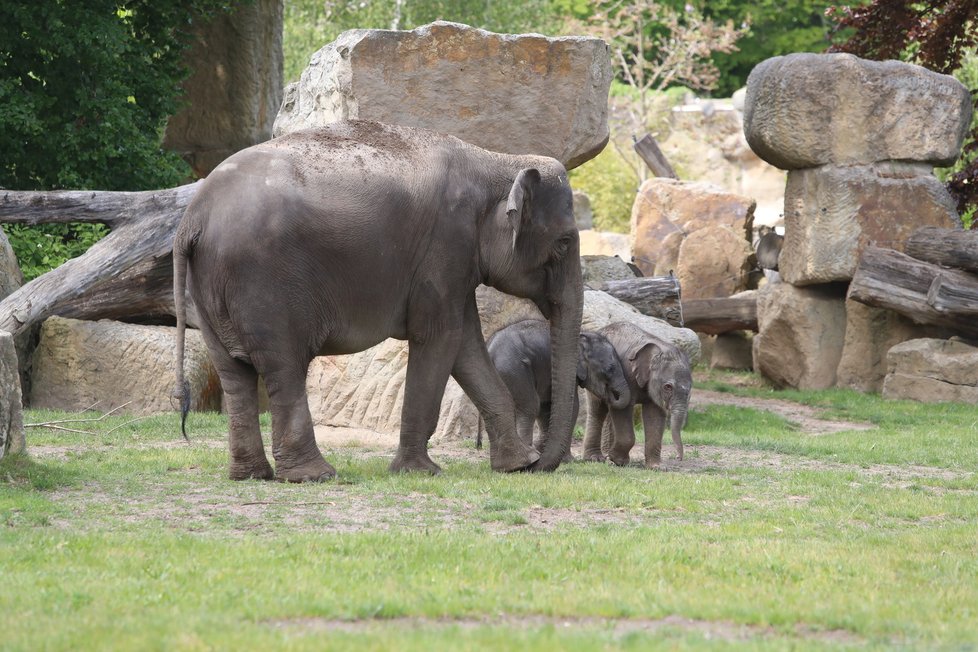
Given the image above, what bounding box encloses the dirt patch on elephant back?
[690,389,876,435]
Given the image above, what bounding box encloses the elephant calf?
[478,320,631,458]
[583,321,692,469]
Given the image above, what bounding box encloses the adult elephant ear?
[506,168,541,250]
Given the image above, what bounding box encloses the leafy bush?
[0,0,231,278]
[569,146,637,233]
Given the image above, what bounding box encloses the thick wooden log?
[681,296,758,335]
[905,226,978,273]
[0,183,201,335]
[633,133,678,179]
[600,276,683,326]
[848,246,978,337]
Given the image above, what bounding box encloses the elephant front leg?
[608,406,636,467]
[582,393,607,462]
[390,330,465,474]
[451,300,539,472]
[642,403,667,469]
[536,397,576,463]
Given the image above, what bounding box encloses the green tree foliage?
[0,0,232,279]
[703,1,840,97]
[828,0,978,223]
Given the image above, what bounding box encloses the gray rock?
[580,255,635,288]
[753,282,847,389]
[30,317,221,415]
[836,300,947,393]
[883,338,978,403]
[274,21,612,169]
[744,53,972,170]
[0,331,24,459]
[711,331,754,371]
[780,163,961,285]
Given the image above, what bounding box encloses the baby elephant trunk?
[670,407,687,461]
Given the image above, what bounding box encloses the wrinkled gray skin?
[582,322,692,469]
[173,120,583,481]
[477,320,631,457]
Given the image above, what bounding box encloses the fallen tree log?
[904,226,978,273]
[848,245,978,337]
[681,296,758,334]
[599,276,683,326]
[0,183,201,336]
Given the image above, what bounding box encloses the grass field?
[2,369,977,650]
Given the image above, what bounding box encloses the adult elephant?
[173,120,583,481]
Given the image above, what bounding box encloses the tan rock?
[274,21,612,169]
[744,53,972,169]
[630,178,755,276]
[753,282,847,389]
[578,229,631,260]
[677,225,754,299]
[780,163,961,285]
[836,300,946,393]
[29,317,222,415]
[883,338,978,403]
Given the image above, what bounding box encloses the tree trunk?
[632,133,678,179]
[904,226,978,273]
[599,276,683,326]
[848,245,978,338]
[681,296,758,334]
[0,184,201,336]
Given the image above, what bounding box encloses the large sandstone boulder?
[0,331,24,459]
[677,225,754,299]
[780,163,961,285]
[753,282,847,390]
[307,287,700,442]
[744,53,972,170]
[836,300,947,394]
[578,230,631,260]
[30,317,222,415]
[630,178,755,277]
[883,338,978,403]
[274,21,612,169]
[163,0,283,176]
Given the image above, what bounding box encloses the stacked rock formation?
[743,53,971,391]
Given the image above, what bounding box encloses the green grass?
[2,377,978,650]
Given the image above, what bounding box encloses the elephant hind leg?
[256,356,335,483]
[197,322,273,481]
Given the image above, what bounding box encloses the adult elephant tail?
[531,238,584,472]
[172,218,196,441]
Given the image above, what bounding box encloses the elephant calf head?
[577,331,631,410]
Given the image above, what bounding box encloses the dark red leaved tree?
[829,1,978,226]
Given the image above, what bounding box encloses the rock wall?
[744,53,971,393]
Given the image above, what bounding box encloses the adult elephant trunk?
[532,246,584,472]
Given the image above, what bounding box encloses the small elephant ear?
[576,334,590,386]
[628,343,660,389]
[506,168,541,250]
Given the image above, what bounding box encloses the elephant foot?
[389,449,442,475]
[608,452,630,467]
[582,451,605,463]
[561,450,575,464]
[644,458,662,470]
[489,438,540,473]
[229,455,275,481]
[275,455,336,483]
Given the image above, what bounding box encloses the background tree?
[829,0,978,225]
[0,0,231,278]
